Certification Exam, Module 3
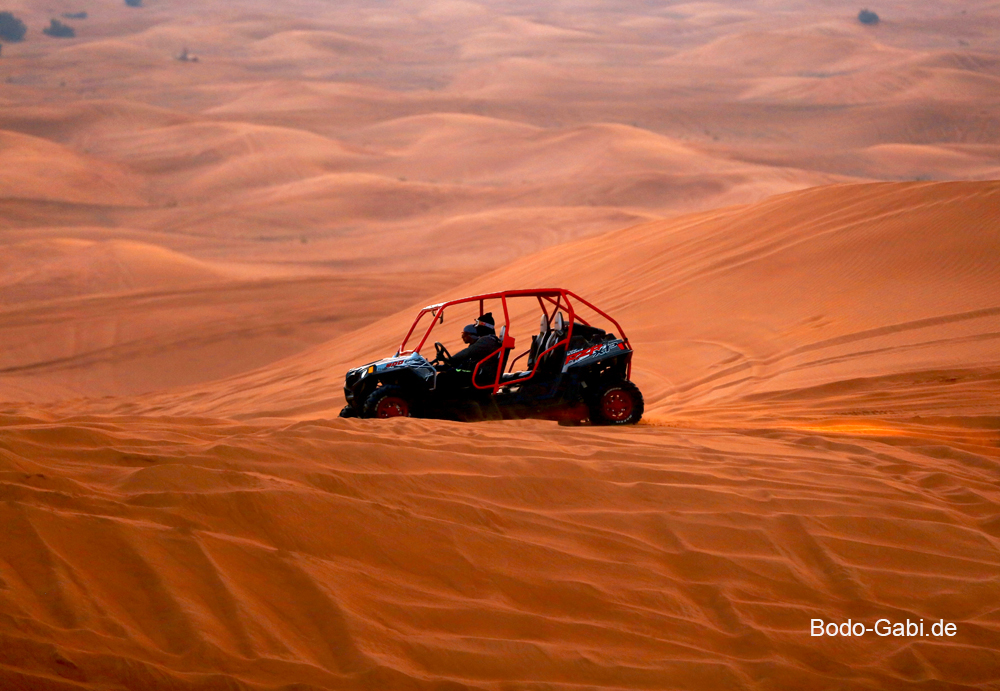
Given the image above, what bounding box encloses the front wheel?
[363,385,414,419]
[588,380,644,425]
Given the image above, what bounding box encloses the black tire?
[588,379,644,425]
[338,405,358,418]
[362,385,414,419]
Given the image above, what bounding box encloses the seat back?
[498,325,512,374]
[535,311,567,374]
[526,314,549,370]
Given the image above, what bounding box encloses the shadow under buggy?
[340,288,643,425]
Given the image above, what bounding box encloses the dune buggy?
[339,288,643,425]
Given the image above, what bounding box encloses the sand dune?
[415,206,658,266]
[916,50,1000,75]
[662,29,912,74]
[0,100,846,277]
[136,181,998,426]
[356,112,542,149]
[857,144,1000,180]
[0,268,466,401]
[350,116,845,213]
[250,29,384,61]
[365,118,706,182]
[742,63,1000,105]
[86,120,369,199]
[457,16,597,59]
[445,57,583,99]
[478,181,1000,420]
[204,80,403,117]
[71,111,840,273]
[1,1,999,688]
[43,39,167,70]
[0,101,191,145]
[0,238,236,304]
[7,182,986,691]
[1,411,997,690]
[0,131,144,206]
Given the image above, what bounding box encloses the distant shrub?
[124,0,142,6]
[62,11,88,20]
[0,11,27,41]
[858,9,880,25]
[43,18,75,38]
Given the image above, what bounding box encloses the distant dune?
[0,238,234,304]
[250,29,383,61]
[661,28,912,74]
[0,131,145,206]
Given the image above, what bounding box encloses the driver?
[440,315,502,388]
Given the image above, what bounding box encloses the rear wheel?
[363,385,414,419]
[589,379,644,425]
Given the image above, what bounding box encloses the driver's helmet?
[474,312,496,337]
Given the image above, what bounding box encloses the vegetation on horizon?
[125,0,143,6]
[858,9,880,25]
[43,18,76,38]
[0,11,27,42]
[62,11,88,20]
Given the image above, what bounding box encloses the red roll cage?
[395,288,632,394]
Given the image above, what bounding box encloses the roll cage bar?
[395,288,632,393]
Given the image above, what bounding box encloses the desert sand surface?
[2,0,1000,689]
[3,411,999,690]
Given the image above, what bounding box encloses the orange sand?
[1,1,999,689]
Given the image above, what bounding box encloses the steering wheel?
[431,341,452,365]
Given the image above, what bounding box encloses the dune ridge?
[0,238,239,305]
[126,181,999,429]
[0,131,145,207]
